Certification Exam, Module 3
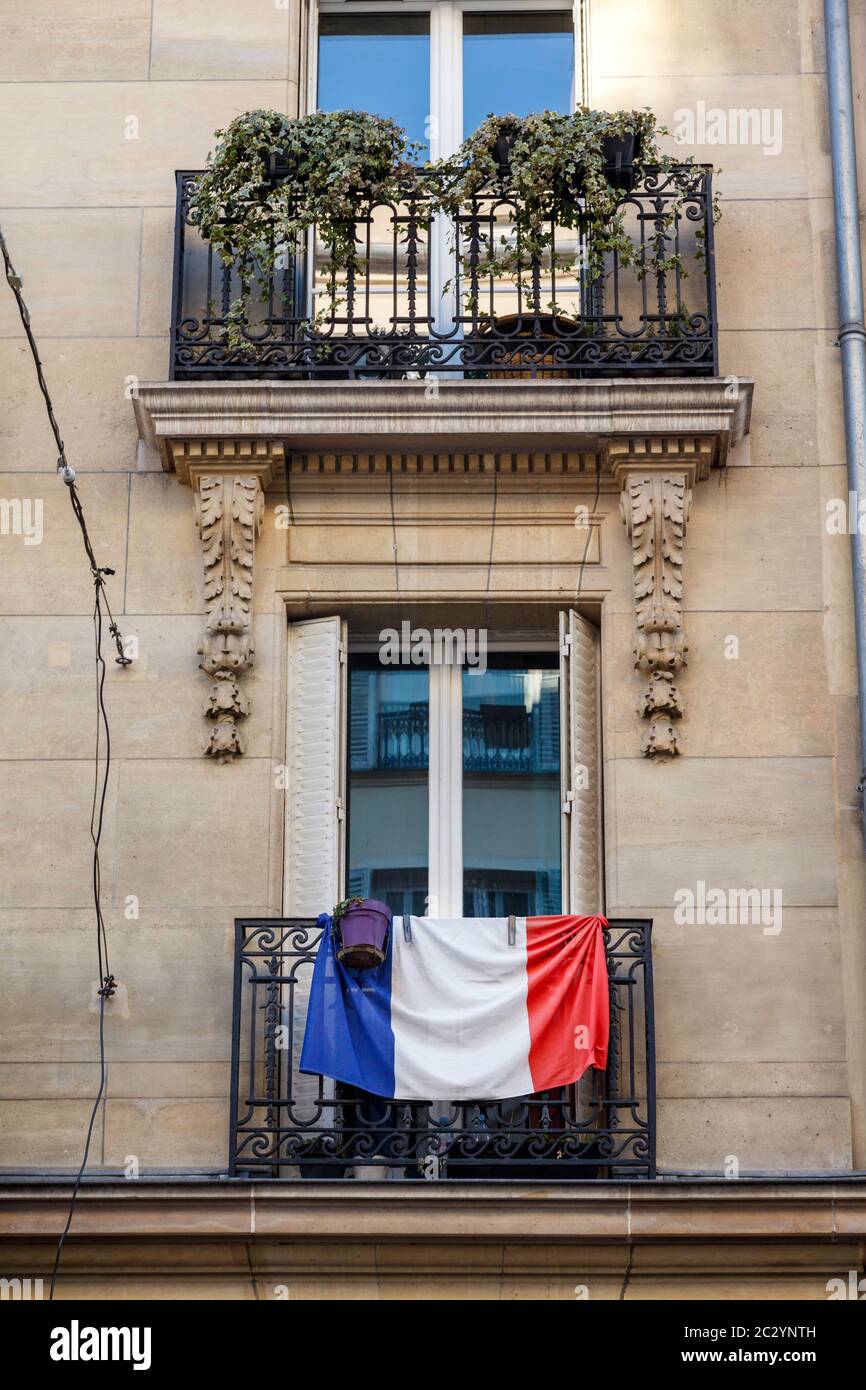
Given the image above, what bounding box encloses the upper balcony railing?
[170,164,718,381]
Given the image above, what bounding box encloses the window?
[313,3,583,343]
[462,11,574,136]
[347,661,430,913]
[283,613,600,923]
[318,12,431,151]
[462,659,562,916]
[316,3,578,158]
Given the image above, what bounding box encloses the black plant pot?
[297,1160,344,1179]
[266,148,297,187]
[492,125,640,197]
[601,130,641,191]
[493,124,519,176]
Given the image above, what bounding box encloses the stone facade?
[1,0,866,1297]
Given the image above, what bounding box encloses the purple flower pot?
[335,899,391,970]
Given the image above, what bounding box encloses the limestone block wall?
[592,0,866,1169]
[0,0,864,1177]
[0,1,309,1170]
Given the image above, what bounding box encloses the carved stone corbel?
[608,437,714,759]
[194,473,263,760]
[170,440,282,761]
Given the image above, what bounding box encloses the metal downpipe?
[825,0,866,833]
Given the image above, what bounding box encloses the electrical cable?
[387,455,400,593]
[483,463,498,629]
[575,452,602,612]
[1,224,129,1298]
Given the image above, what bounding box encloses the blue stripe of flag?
[299,914,396,1098]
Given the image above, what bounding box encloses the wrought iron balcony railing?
[171,165,717,380]
[372,705,557,773]
[229,917,656,1179]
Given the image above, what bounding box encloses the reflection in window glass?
[462,661,561,917]
[347,663,429,919]
[463,11,574,136]
[318,15,431,152]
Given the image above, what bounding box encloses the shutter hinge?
[336,796,345,822]
[562,790,574,815]
[560,633,572,659]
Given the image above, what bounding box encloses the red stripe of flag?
[525,915,610,1091]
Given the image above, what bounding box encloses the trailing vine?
[188,108,421,345]
[188,106,719,340]
[434,107,714,313]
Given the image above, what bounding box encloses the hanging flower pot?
[601,129,641,192]
[333,897,391,969]
[493,120,519,176]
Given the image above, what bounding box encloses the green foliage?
[188,108,419,343]
[332,896,365,924]
[188,106,718,338]
[435,107,704,309]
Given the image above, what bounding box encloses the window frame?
[344,642,586,918]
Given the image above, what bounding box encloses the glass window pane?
[318,14,431,153]
[347,663,429,919]
[462,661,561,917]
[463,11,574,136]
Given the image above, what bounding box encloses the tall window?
[462,660,561,916]
[347,662,430,914]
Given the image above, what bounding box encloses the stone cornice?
[1,1180,863,1245]
[133,378,753,470]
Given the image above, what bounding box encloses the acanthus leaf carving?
[618,466,693,760]
[194,472,264,761]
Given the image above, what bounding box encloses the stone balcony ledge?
[134,376,753,472]
[1,1178,863,1242]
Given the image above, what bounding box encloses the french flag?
[300,914,610,1100]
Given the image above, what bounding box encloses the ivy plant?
[188,105,718,341]
[433,107,714,314]
[188,108,420,345]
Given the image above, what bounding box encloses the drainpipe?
[825,0,866,832]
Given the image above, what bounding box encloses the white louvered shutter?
[284,616,347,914]
[559,609,602,914]
[284,616,347,1122]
